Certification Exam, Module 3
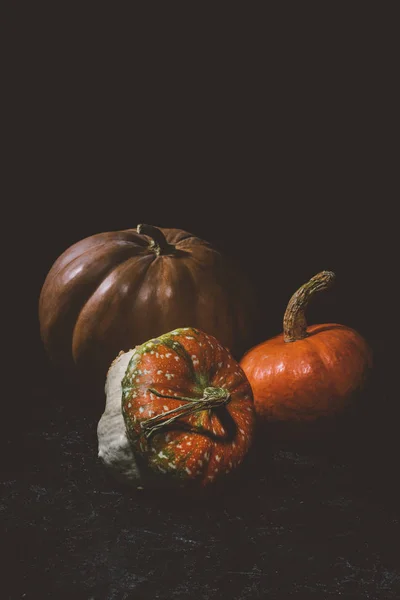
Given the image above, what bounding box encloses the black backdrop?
[3,6,398,600]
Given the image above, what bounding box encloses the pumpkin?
[39,224,258,386]
[240,271,372,429]
[97,327,255,490]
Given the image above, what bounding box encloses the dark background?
[3,5,398,599]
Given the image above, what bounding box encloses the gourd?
[240,271,372,427]
[39,224,258,386]
[98,327,255,490]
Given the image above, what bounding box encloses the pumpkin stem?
[283,271,336,343]
[137,224,176,256]
[140,386,231,439]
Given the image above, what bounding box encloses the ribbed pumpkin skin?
[39,227,257,384]
[121,327,255,488]
[240,323,372,422]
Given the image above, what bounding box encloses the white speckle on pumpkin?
[185,467,192,474]
[128,402,132,408]
[157,370,163,375]
[165,353,171,358]
[218,362,223,368]
[215,455,221,462]
[198,460,203,466]
[168,462,176,469]
[139,407,144,413]
[185,336,194,340]
[158,451,168,459]
[174,356,180,361]
[163,405,169,411]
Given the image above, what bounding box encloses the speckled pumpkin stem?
[137,224,176,256]
[140,387,231,439]
[283,271,336,343]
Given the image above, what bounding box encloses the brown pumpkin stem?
[283,271,336,343]
[137,224,176,256]
[140,387,231,439]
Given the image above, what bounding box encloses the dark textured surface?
[2,343,399,600]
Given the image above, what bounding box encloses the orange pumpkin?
[240,271,372,429]
[98,327,255,490]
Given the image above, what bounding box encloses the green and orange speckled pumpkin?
[97,327,256,490]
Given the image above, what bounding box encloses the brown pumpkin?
[240,271,372,431]
[39,224,258,386]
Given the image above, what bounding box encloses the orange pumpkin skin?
[240,322,372,423]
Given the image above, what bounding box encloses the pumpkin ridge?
[41,248,149,368]
[71,253,154,365]
[169,259,205,329]
[157,336,198,381]
[43,234,147,283]
[161,327,212,383]
[151,258,199,335]
[174,235,214,249]
[302,336,341,415]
